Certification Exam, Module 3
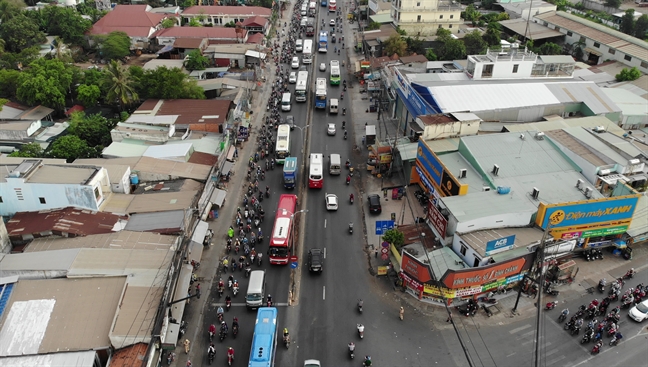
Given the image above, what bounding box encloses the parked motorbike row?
[582,248,604,261]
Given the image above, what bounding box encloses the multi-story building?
[181,6,272,26]
[391,0,462,36]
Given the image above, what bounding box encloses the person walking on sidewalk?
[399,306,404,320]
[183,338,191,354]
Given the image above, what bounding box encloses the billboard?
[416,141,444,186]
[440,254,533,289]
[484,235,516,256]
[536,196,639,229]
[441,170,462,196]
[426,202,447,237]
[401,250,433,283]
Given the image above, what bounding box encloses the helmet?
[284,328,288,334]
[221,321,225,325]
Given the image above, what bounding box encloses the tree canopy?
[48,135,96,162]
[0,69,21,98]
[185,49,210,71]
[463,30,487,55]
[26,5,92,46]
[102,60,139,109]
[77,84,101,107]
[383,34,407,57]
[136,66,205,100]
[619,9,636,36]
[68,112,114,147]
[98,31,131,60]
[616,67,641,82]
[0,14,46,53]
[8,142,43,158]
[635,14,648,39]
[435,28,466,61]
[17,58,74,110]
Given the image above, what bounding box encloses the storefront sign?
[484,235,516,256]
[441,257,527,289]
[400,271,423,292]
[416,141,444,186]
[377,266,389,276]
[415,167,440,205]
[454,287,483,297]
[587,240,611,248]
[581,225,628,238]
[561,231,582,239]
[536,196,639,230]
[401,250,433,283]
[440,170,462,196]
[506,273,526,284]
[426,202,447,237]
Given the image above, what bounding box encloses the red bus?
[308,153,323,189]
[268,194,298,265]
[328,0,336,12]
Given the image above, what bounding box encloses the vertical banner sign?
[426,202,447,238]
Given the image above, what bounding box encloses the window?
[0,196,3,203]
[608,48,616,55]
[641,61,648,69]
[593,42,600,48]
[460,244,467,256]
[513,64,519,73]
[450,15,454,19]
[417,1,420,5]
[440,14,443,19]
[624,55,632,61]
[39,197,46,204]
[482,64,494,77]
[579,36,586,43]
[567,31,573,36]
[94,187,101,201]
[417,15,421,22]
[438,24,442,29]
[473,256,481,267]
[449,24,452,28]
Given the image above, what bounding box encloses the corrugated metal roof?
[458,227,545,257]
[25,231,177,253]
[544,129,610,166]
[425,83,560,113]
[544,82,620,115]
[6,208,122,239]
[182,5,271,16]
[501,115,626,135]
[0,277,126,355]
[0,350,96,367]
[110,286,162,347]
[536,11,648,62]
[560,127,630,164]
[102,142,149,158]
[134,156,211,181]
[100,193,135,215]
[143,143,192,160]
[397,142,418,161]
[0,249,80,272]
[109,343,147,367]
[600,88,648,116]
[124,211,185,233]
[126,190,198,214]
[499,18,563,40]
[594,131,648,158]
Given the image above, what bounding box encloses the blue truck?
[283,157,298,189]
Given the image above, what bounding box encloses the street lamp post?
[288,209,309,305]
[292,124,309,154]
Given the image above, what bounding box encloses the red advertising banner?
[426,201,447,237]
[401,250,433,283]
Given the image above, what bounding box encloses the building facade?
[391,0,462,36]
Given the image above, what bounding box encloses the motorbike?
[592,341,602,354]
[208,350,215,365]
[598,279,606,293]
[610,333,622,346]
[350,195,354,204]
[581,329,594,344]
[349,222,353,234]
[344,131,347,140]
[349,344,355,359]
[357,324,364,339]
[478,296,498,304]
[227,352,234,366]
[358,299,363,313]
[265,189,270,198]
[558,311,569,322]
[233,286,239,296]
[623,269,635,279]
[544,287,560,296]
[283,334,290,348]
[219,329,226,342]
[571,324,581,335]
[545,301,558,310]
[233,324,239,338]
[346,175,351,185]
[226,299,231,311]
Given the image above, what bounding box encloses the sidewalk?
[169,4,297,367]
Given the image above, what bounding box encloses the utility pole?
[534,221,553,367]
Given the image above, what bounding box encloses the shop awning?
[584,47,602,56]
[156,44,174,54]
[221,161,234,176]
[210,188,227,208]
[170,263,193,322]
[191,220,209,244]
[365,125,376,137]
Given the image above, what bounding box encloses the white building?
[391,0,463,36]
[0,160,111,216]
[180,6,272,26]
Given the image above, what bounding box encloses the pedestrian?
[362,136,365,145]
[399,306,404,320]
[374,249,378,258]
[234,148,238,158]
[183,338,191,354]
[186,360,192,367]
[446,313,452,323]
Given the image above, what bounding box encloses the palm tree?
[50,36,71,62]
[102,60,139,111]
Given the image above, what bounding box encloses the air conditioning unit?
[519,133,525,140]
[459,169,467,178]
[535,132,545,140]
[576,179,584,189]
[593,126,606,133]
[532,187,540,200]
[585,187,593,198]
[598,169,611,176]
[482,186,491,192]
[492,164,500,176]
[628,159,640,165]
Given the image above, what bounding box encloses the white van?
[300,18,307,27]
[296,39,304,52]
[281,92,292,111]
[246,270,266,309]
[329,98,338,114]
[301,3,307,15]
[329,153,341,175]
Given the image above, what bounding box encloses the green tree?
[76,0,108,23]
[366,21,381,31]
[383,229,405,251]
[635,14,648,39]
[405,36,425,55]
[615,67,641,81]
[161,18,176,28]
[8,142,44,158]
[436,27,452,41]
[437,38,466,60]
[425,48,437,61]
[619,9,635,36]
[0,0,26,23]
[0,98,7,110]
[139,66,205,100]
[188,18,203,27]
[99,31,131,60]
[395,26,406,36]
[0,14,46,53]
[0,45,39,70]
[604,0,621,8]
[482,0,496,9]
[536,42,562,55]
[76,84,101,107]
[102,60,139,110]
[33,6,92,46]
[48,36,72,62]
[82,68,105,88]
[383,34,407,56]
[482,22,501,46]
[0,69,21,98]
[48,135,95,162]
[68,112,113,147]
[463,30,487,55]
[463,4,480,24]
[185,49,209,71]
[17,58,74,110]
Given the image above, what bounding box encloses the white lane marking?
[509,324,532,334]
[323,286,326,300]
[324,219,327,228]
[324,248,327,259]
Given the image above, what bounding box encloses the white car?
[304,360,321,367]
[325,193,338,211]
[629,299,648,322]
[291,57,300,69]
[327,123,336,135]
[289,72,297,83]
[319,62,326,71]
[330,19,336,26]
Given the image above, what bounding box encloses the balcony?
[395,18,460,24]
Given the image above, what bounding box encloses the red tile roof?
[110,343,148,367]
[241,15,268,27]
[89,5,166,37]
[153,26,240,40]
[188,151,218,166]
[182,6,272,17]
[135,99,233,126]
[65,105,85,116]
[6,207,123,240]
[173,38,205,49]
[246,33,264,44]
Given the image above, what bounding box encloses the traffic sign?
[290,256,298,269]
[381,241,389,248]
[375,220,395,235]
[381,248,388,254]
[290,262,298,269]
[381,253,389,261]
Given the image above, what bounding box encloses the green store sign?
[582,226,628,238]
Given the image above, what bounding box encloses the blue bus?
[318,31,328,53]
[283,157,298,189]
[248,307,278,367]
[315,78,327,109]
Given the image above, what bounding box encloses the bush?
[615,67,641,82]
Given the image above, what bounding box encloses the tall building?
[391,0,462,36]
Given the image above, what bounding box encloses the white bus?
[308,153,323,188]
[302,39,313,64]
[295,71,309,102]
[275,124,291,164]
[315,78,327,109]
[329,60,340,85]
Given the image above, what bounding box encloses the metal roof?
[6,207,122,239]
[600,88,648,116]
[544,129,610,166]
[555,127,630,164]
[0,350,96,367]
[423,138,461,153]
[594,131,648,158]
[143,143,192,160]
[538,55,576,64]
[501,115,626,136]
[102,142,149,158]
[134,157,211,181]
[99,193,135,216]
[0,277,126,356]
[397,142,418,161]
[0,249,80,272]
[458,227,545,257]
[442,189,539,224]
[499,18,563,40]
[438,152,488,193]
[126,190,198,214]
[124,210,186,234]
[544,82,621,115]
[25,165,99,185]
[25,231,177,253]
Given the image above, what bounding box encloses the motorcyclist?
[363,355,372,366]
[561,308,569,317]
[342,121,346,129]
[228,227,234,238]
[226,295,232,307]
[283,328,290,343]
[207,343,215,358]
[267,294,273,306]
[346,174,351,184]
[350,193,354,202]
[220,321,228,333]
[217,306,224,316]
[227,347,235,361]
[348,342,355,351]
[209,324,216,339]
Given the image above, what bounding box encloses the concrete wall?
[0,220,10,254]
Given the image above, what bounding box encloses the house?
[361,24,400,58]
[534,11,648,73]
[133,99,233,133]
[499,0,556,21]
[88,5,168,49]
[240,15,270,35]
[390,0,463,36]
[0,160,111,217]
[180,5,272,26]
[0,106,56,148]
[152,26,246,47]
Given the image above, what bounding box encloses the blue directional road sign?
[290,262,298,269]
[375,220,395,235]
